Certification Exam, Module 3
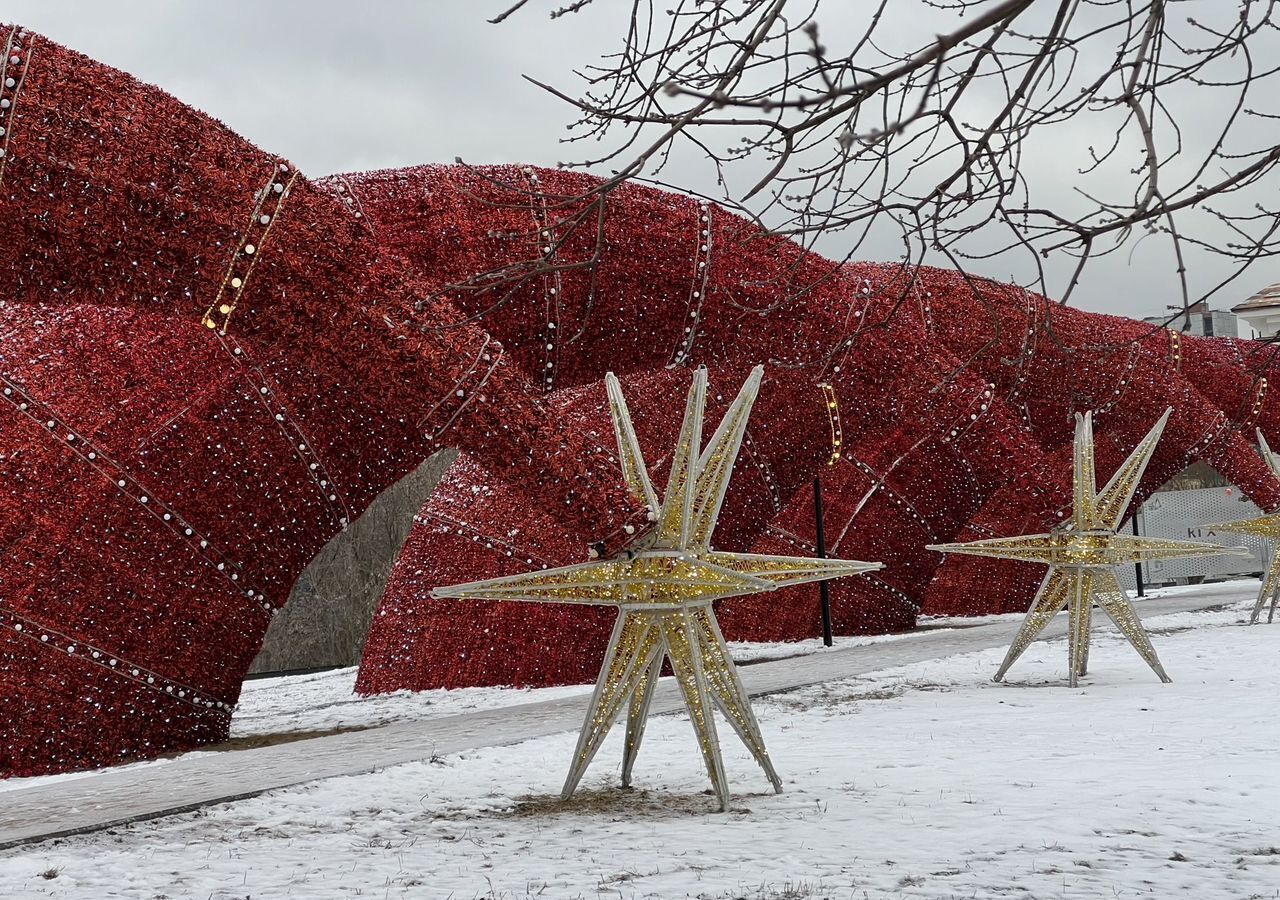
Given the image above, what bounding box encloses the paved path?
[0,588,1243,849]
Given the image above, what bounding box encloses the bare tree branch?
[461,0,1280,357]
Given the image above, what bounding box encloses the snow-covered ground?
[0,613,969,799]
[3,588,1277,899]
[0,672,592,797]
[225,582,1250,737]
[0,582,1209,796]
[228,627,947,737]
[228,594,1202,738]
[231,668,589,739]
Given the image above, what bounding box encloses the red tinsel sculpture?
[1,26,1277,775]
[353,166,1280,692]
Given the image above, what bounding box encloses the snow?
[231,668,589,738]
[0,671,591,797]
[0,754,175,796]
[227,639,913,736]
[3,587,1278,899]
[0,626,947,799]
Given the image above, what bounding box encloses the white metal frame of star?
[928,409,1246,687]
[435,366,881,811]
[1204,428,1280,624]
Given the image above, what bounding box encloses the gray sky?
[4,1,1274,329]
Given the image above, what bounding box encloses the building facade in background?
[1143,300,1239,338]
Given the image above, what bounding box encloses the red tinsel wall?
[352,164,1280,692]
[0,26,641,777]
[2,25,1278,775]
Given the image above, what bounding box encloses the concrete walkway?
[0,587,1243,849]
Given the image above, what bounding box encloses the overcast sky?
[4,1,1275,330]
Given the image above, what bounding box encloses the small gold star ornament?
[929,409,1245,686]
[1204,428,1280,624]
[435,366,880,810]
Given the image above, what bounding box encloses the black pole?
[814,476,833,646]
[1132,510,1145,597]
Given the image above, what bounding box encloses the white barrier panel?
[1113,486,1269,589]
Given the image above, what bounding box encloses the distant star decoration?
[435,366,881,810]
[1205,428,1280,624]
[929,410,1243,686]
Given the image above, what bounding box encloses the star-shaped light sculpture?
[434,366,881,810]
[1204,428,1280,624]
[928,409,1245,687]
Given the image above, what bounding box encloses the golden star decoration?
[928,409,1245,687]
[1204,428,1280,624]
[434,366,881,810]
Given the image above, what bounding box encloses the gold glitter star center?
[435,366,880,810]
